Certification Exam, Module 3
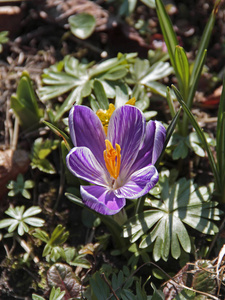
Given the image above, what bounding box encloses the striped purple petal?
[107,105,145,177]
[66,147,108,186]
[115,165,158,199]
[130,121,166,173]
[69,105,106,167]
[81,185,126,215]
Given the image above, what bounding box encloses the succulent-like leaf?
[0,205,44,236]
[69,13,96,39]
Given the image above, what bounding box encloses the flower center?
[104,140,121,179]
[96,104,115,135]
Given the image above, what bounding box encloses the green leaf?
[39,71,83,102]
[181,49,207,136]
[93,79,109,110]
[49,286,66,300]
[50,225,69,246]
[0,218,16,229]
[155,107,181,168]
[25,217,45,227]
[33,229,49,243]
[21,190,30,202]
[140,61,173,84]
[43,120,73,151]
[0,31,9,53]
[0,205,44,236]
[54,85,83,121]
[123,177,221,261]
[140,0,155,8]
[174,46,189,100]
[216,79,225,200]
[190,1,220,89]
[89,272,110,300]
[10,72,42,130]
[155,0,178,72]
[32,294,45,300]
[172,85,221,192]
[146,81,175,100]
[69,13,96,39]
[23,206,42,218]
[31,138,59,174]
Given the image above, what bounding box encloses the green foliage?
[38,52,172,120]
[156,0,220,136]
[123,177,221,261]
[0,31,9,52]
[0,206,44,236]
[42,121,73,151]
[31,137,59,174]
[86,266,149,300]
[125,57,173,107]
[69,13,96,39]
[168,131,215,160]
[38,53,135,120]
[216,78,225,202]
[33,225,69,262]
[172,84,225,202]
[7,173,34,199]
[10,71,43,130]
[32,286,65,300]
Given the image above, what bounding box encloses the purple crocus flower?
[66,105,166,215]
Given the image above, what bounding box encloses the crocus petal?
[80,185,126,215]
[69,105,106,166]
[131,121,166,172]
[107,105,145,175]
[115,165,158,199]
[66,147,108,186]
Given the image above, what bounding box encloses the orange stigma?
[104,140,121,179]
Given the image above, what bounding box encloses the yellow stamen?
[125,97,136,106]
[104,140,121,179]
[96,104,115,135]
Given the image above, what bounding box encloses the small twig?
[110,261,220,300]
[11,116,19,150]
[53,149,65,211]
[3,242,11,258]
[16,235,39,263]
[101,273,120,300]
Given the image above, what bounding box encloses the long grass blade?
[172,85,221,192]
[190,0,220,89]
[182,50,207,135]
[216,79,225,175]
[155,0,178,73]
[155,107,181,169]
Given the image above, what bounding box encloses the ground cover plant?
[1,0,225,299]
